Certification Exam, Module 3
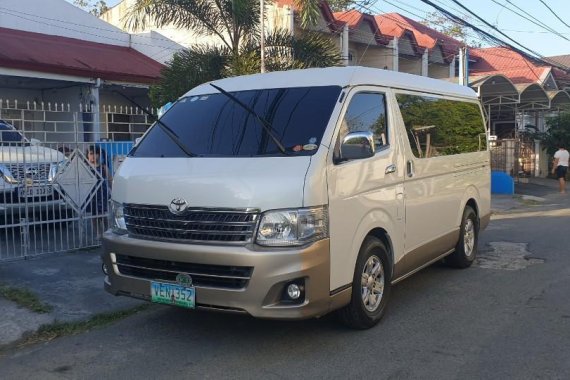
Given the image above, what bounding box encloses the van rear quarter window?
[396,94,487,158]
[132,86,342,157]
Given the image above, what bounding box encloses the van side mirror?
[29,138,42,146]
[339,131,376,162]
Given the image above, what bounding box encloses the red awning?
[0,27,164,84]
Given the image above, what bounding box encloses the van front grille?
[6,163,51,183]
[115,255,253,289]
[123,204,259,245]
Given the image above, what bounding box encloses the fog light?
[102,263,109,275]
[287,284,301,300]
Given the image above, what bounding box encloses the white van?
[102,67,490,329]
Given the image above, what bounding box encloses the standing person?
[552,146,569,194]
[87,145,112,231]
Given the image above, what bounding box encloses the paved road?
[1,198,569,379]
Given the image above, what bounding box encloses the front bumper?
[102,233,344,319]
[0,187,67,215]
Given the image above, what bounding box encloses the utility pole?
[458,47,469,86]
[260,0,265,73]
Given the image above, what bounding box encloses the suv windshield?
[0,121,25,144]
[132,85,342,157]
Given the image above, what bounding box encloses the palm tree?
[125,0,341,105]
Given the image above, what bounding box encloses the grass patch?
[0,285,53,314]
[18,304,151,348]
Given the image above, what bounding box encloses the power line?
[417,0,570,73]
[448,0,546,59]
[494,0,570,43]
[539,0,570,29]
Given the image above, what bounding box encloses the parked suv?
[0,120,67,222]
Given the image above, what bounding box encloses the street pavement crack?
[476,242,545,270]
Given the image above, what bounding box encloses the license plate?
[150,281,195,309]
[19,185,54,198]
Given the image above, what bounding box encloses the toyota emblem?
[25,167,39,177]
[169,198,189,215]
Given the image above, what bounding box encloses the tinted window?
[339,92,388,148]
[132,86,342,157]
[396,94,487,158]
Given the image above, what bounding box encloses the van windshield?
[132,85,342,157]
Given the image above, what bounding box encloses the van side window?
[396,94,487,158]
[340,92,388,149]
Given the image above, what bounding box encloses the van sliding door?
[396,93,487,272]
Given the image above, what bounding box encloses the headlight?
[0,165,18,184]
[110,200,127,235]
[48,160,67,182]
[256,206,329,247]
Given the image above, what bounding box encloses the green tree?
[126,0,341,106]
[293,0,356,25]
[531,112,570,155]
[73,0,109,16]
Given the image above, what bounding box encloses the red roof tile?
[332,10,391,45]
[470,47,549,84]
[375,13,462,58]
[0,27,164,84]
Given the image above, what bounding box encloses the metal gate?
[0,100,153,261]
[490,137,537,179]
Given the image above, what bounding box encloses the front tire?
[338,237,391,329]
[446,206,478,268]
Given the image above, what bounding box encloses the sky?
[373,0,570,58]
[69,0,570,57]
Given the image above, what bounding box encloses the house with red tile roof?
[332,9,394,69]
[471,47,559,87]
[374,13,461,78]
[468,47,570,177]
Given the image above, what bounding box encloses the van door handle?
[385,164,397,174]
[406,160,414,178]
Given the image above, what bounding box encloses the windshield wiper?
[113,91,196,157]
[210,83,289,155]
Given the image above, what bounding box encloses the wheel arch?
[458,185,481,227]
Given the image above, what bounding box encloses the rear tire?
[446,206,478,268]
[338,236,391,329]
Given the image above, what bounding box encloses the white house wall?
[130,31,185,64]
[399,56,422,75]
[350,23,376,45]
[267,5,294,33]
[351,45,393,70]
[398,36,416,56]
[1,0,130,46]
[101,0,222,50]
[429,63,451,79]
[429,47,445,64]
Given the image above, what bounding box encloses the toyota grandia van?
[102,67,490,329]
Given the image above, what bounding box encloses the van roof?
[185,66,478,99]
